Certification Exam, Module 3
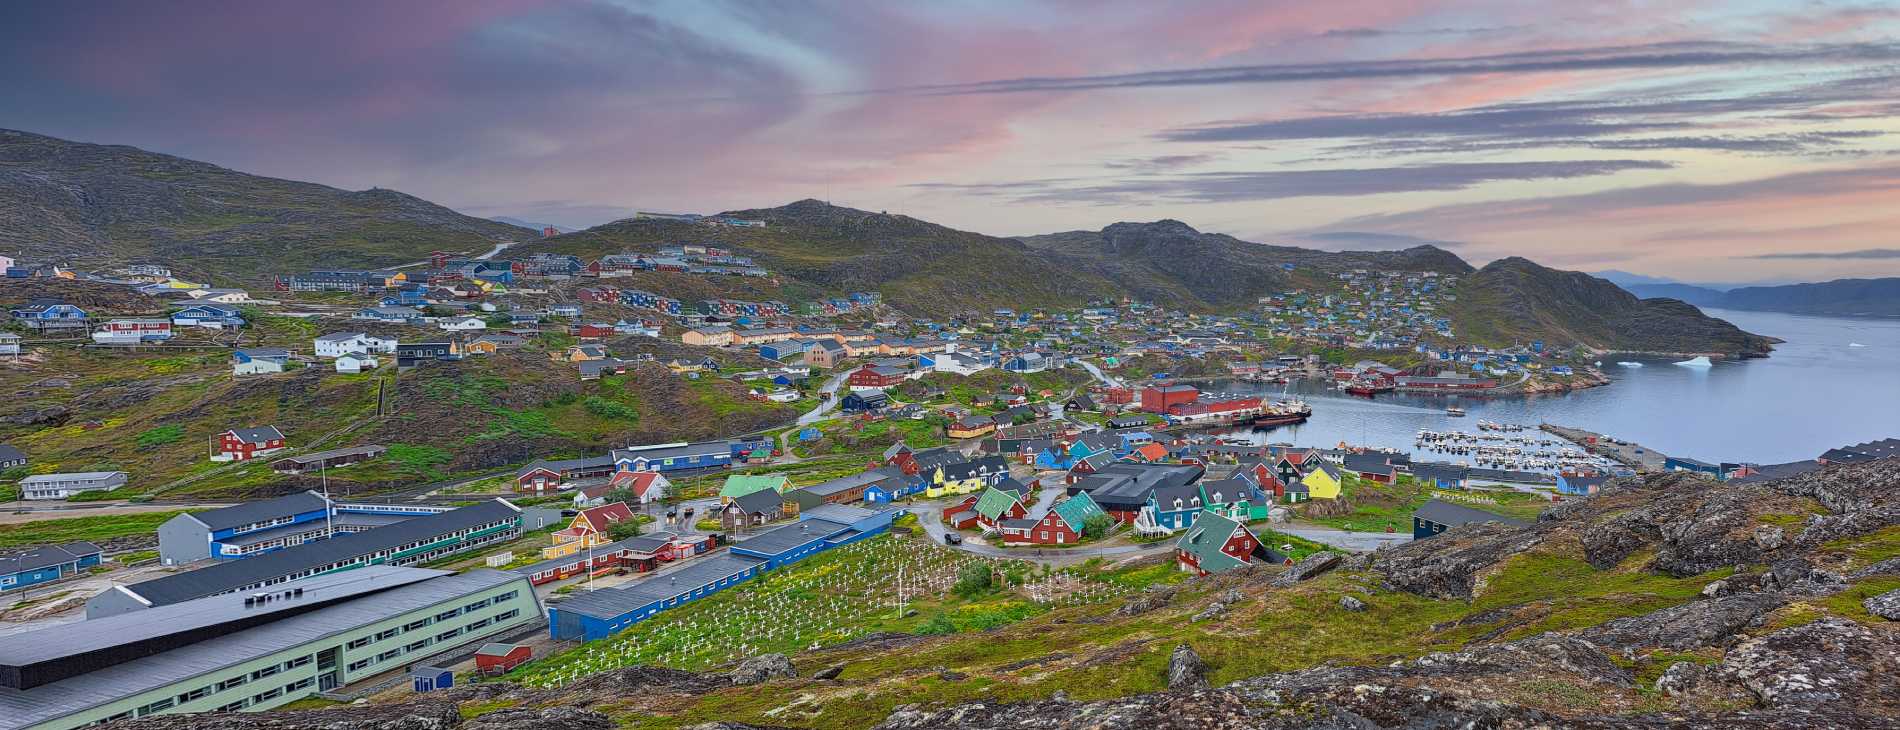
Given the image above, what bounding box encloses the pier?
[1541,424,1667,472]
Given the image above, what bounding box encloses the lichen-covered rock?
[1165,643,1208,690]
[104,702,462,730]
[1113,585,1176,616]
[1753,525,1786,550]
[1575,593,1785,650]
[1369,521,1544,599]
[1717,617,1900,710]
[1867,588,1900,621]
[728,653,796,686]
[1268,552,1341,587]
[1191,602,1225,622]
[1338,595,1366,612]
[461,707,614,730]
[1656,660,1706,697]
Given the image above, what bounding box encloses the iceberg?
[1849,342,1866,348]
[1674,356,1713,368]
[1617,361,1643,368]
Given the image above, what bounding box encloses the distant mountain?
[1016,220,1472,308]
[1624,282,1729,306]
[1449,258,1775,357]
[0,128,532,284]
[1592,269,1681,287]
[490,216,572,233]
[1708,278,1900,317]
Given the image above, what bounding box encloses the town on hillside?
[0,247,1889,730]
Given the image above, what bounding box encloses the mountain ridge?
[1628,278,1900,317]
[0,128,532,284]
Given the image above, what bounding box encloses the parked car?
[944,533,963,546]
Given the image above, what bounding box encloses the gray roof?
[0,542,102,576]
[730,518,851,557]
[0,444,25,462]
[116,500,519,608]
[512,531,680,577]
[555,553,765,621]
[798,468,897,498]
[18,472,124,485]
[0,568,523,729]
[729,488,783,515]
[798,504,887,525]
[615,441,730,463]
[1729,460,1823,485]
[223,426,284,445]
[1413,499,1528,530]
[183,491,329,531]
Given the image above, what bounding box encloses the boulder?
[811,664,846,680]
[1269,552,1341,587]
[1866,588,1900,621]
[1575,593,1785,651]
[728,653,796,686]
[1752,525,1786,551]
[1371,522,1544,599]
[1192,602,1226,622]
[463,707,615,730]
[1166,643,1208,690]
[1114,585,1176,616]
[1338,595,1367,612]
[1654,661,1705,697]
[1716,617,1900,709]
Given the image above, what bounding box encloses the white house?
[926,351,992,376]
[313,332,397,358]
[335,353,379,373]
[20,471,128,500]
[232,348,290,376]
[0,333,19,357]
[188,288,253,304]
[438,316,488,332]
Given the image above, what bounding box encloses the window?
[404,619,430,632]
[376,628,399,641]
[216,676,248,692]
[285,677,314,692]
[405,639,430,653]
[466,617,492,631]
[436,628,463,643]
[137,699,176,716]
[434,608,461,622]
[494,590,519,602]
[250,665,280,681]
[253,688,283,703]
[348,659,371,672]
[463,598,491,613]
[377,650,401,662]
[496,609,519,621]
[285,656,312,669]
[215,700,249,713]
[176,686,211,704]
[346,637,371,650]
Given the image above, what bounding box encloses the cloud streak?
[1746,248,1900,260]
[876,41,1900,96]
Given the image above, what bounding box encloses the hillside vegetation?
[1449,257,1778,356]
[0,129,531,285]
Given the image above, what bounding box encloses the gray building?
[19,472,126,501]
[91,499,521,618]
[0,566,541,730]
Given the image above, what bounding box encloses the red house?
[213,426,287,462]
[1140,385,1199,413]
[577,287,620,303]
[575,322,617,339]
[848,364,908,389]
[474,643,533,675]
[1175,511,1263,576]
[999,493,1105,545]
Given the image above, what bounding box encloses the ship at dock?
[1247,398,1312,427]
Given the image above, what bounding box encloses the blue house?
[1557,473,1610,495]
[381,288,426,307]
[1143,483,1205,532]
[758,341,806,361]
[1410,462,1470,489]
[7,301,88,330]
[1118,431,1155,454]
[614,441,735,473]
[171,303,246,329]
[0,541,103,591]
[1034,444,1077,470]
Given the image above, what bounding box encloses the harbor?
[1541,424,1668,472]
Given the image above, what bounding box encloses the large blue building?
[0,542,102,592]
[156,491,450,565]
[546,505,895,642]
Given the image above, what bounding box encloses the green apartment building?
[0,566,541,730]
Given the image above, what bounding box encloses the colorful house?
[1174,511,1265,576]
[543,502,636,559]
[971,486,1029,531]
[924,456,1010,498]
[720,474,789,505]
[1301,461,1344,500]
[1141,482,1205,532]
[1198,476,1273,522]
[211,425,287,462]
[1556,472,1609,496]
[0,541,103,591]
[999,492,1104,545]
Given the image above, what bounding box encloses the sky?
[3,0,1899,284]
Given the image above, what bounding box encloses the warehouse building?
[0,543,102,593]
[90,499,521,618]
[156,492,450,566]
[547,506,895,641]
[0,566,540,730]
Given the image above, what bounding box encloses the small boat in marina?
[1446,406,1466,417]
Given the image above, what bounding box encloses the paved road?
[795,370,852,426]
[1271,524,1411,551]
[1076,359,1124,389]
[908,497,1171,566]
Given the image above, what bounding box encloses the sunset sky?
[4,0,1899,283]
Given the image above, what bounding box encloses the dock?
[1541,424,1666,472]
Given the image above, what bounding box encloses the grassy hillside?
[0,129,532,286]
[1448,257,1776,356]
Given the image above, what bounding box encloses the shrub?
[916,612,957,635]
[584,396,639,422]
[135,424,185,448]
[1081,513,1114,540]
[952,562,993,598]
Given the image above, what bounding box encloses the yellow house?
[1302,461,1344,500]
[923,460,997,498]
[541,502,636,559]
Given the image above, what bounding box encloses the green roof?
[721,474,789,499]
[1174,510,1251,573]
[1051,491,1104,529]
[973,486,1022,521]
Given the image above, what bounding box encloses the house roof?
[112,499,520,608]
[1132,443,1169,462]
[224,425,285,445]
[720,474,788,500]
[575,502,635,532]
[1342,452,1393,476]
[1051,492,1104,528]
[973,487,1023,521]
[1175,510,1251,572]
[1413,499,1528,530]
[938,455,1009,481]
[0,444,24,462]
[729,488,784,516]
[184,491,329,531]
[0,541,102,576]
[1410,462,1469,482]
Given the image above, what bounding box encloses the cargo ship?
[1248,399,1312,427]
[1345,379,1393,397]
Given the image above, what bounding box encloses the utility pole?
[321,460,335,537]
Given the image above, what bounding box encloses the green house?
[973,486,1025,526]
[720,474,789,504]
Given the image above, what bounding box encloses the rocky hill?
[520,199,1118,315]
[1629,278,1900,318]
[1015,220,1472,309]
[0,129,531,285]
[121,459,1900,729]
[1450,257,1778,356]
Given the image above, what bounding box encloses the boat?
[1445,406,1466,417]
[1674,356,1713,369]
[1344,379,1392,396]
[1249,399,1312,427]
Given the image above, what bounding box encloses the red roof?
[576,502,635,532]
[614,471,663,497]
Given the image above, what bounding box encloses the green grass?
[0,511,192,549]
[115,549,159,565]
[134,424,185,448]
[1821,525,1900,570]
